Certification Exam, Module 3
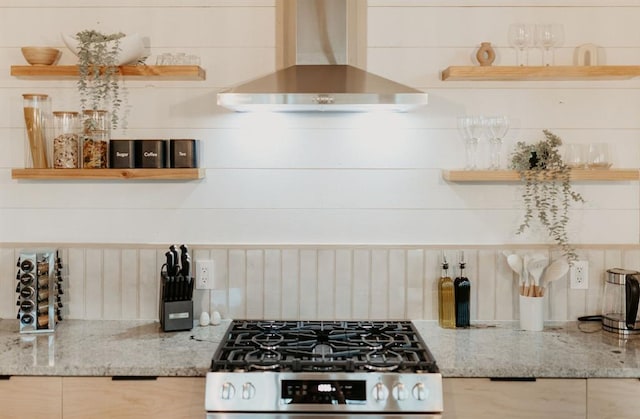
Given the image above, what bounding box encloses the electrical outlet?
[195,260,215,289]
[570,260,589,289]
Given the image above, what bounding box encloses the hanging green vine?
[75,30,124,130]
[510,130,585,263]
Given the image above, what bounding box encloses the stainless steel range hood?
[217,0,428,112]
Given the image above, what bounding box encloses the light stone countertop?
[1,319,640,378]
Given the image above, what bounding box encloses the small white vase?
[61,32,144,66]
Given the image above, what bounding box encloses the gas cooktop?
[211,320,439,374]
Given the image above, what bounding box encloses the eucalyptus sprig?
[75,29,124,130]
[510,130,585,263]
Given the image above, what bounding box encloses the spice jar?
[83,130,109,168]
[22,93,51,168]
[52,111,80,168]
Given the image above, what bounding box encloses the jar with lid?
[52,111,80,168]
[22,93,51,168]
[82,109,110,133]
[83,130,109,168]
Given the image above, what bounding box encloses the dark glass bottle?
[454,252,471,328]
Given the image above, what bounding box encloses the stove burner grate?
[211,320,439,374]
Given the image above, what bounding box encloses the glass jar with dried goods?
[22,93,51,168]
[52,111,80,168]
[83,130,109,168]
[81,110,110,168]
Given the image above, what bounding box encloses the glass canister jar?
[22,93,51,168]
[83,130,109,168]
[82,109,110,133]
[52,111,80,168]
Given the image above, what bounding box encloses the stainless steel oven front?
[205,370,443,418]
[204,320,443,418]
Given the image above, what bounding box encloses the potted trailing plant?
[510,129,585,262]
[74,30,125,130]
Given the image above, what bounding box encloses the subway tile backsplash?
[1,245,637,322]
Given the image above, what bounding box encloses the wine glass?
[457,116,479,170]
[508,24,533,66]
[535,24,563,66]
[486,116,510,170]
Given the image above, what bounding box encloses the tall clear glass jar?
[82,109,110,133]
[22,93,51,168]
[81,110,110,168]
[52,111,80,168]
[83,130,109,168]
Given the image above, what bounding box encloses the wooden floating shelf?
[10,65,206,80]
[442,169,640,182]
[441,65,640,81]
[11,168,205,180]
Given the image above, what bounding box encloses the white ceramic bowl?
[61,33,144,66]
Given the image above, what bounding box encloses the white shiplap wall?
[1,1,640,320]
[2,244,638,322]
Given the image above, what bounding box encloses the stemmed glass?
[458,116,486,170]
[486,116,510,170]
[508,24,533,66]
[457,117,478,170]
[535,24,563,66]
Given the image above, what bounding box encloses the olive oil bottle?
[454,251,471,328]
[438,253,456,329]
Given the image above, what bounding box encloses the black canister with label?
[135,139,166,168]
[169,139,198,168]
[110,139,136,168]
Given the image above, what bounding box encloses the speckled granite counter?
[0,319,230,376]
[1,319,639,378]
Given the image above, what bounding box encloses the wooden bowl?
[21,47,60,66]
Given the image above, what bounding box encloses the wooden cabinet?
[587,378,640,419]
[0,376,62,419]
[443,378,586,419]
[62,377,205,419]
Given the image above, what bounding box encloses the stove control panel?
[205,372,443,413]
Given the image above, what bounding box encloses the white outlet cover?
[195,260,215,290]
[570,260,589,290]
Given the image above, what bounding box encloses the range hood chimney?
[217,0,428,112]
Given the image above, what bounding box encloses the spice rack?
[442,169,640,182]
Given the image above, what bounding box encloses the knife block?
[160,273,194,332]
[161,300,193,332]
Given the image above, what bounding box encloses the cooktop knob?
[242,382,256,400]
[372,382,389,402]
[221,382,235,400]
[392,382,408,401]
[412,382,429,401]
